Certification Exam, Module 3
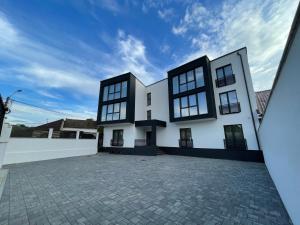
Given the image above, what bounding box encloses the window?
[111,130,123,146]
[101,101,127,121]
[179,128,193,148]
[147,110,151,120]
[216,64,235,87]
[172,67,205,94]
[102,81,127,101]
[224,125,247,150]
[147,93,151,106]
[219,90,240,114]
[173,92,208,118]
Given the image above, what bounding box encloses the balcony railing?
[219,102,241,115]
[135,139,147,146]
[110,139,124,146]
[215,74,236,88]
[179,139,193,148]
[223,138,248,150]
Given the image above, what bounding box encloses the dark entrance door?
[146,131,152,146]
[224,125,246,150]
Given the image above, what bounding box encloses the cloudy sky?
[0,0,298,125]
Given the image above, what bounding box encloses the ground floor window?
[111,129,124,146]
[224,124,247,150]
[179,128,193,148]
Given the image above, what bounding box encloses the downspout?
[237,52,261,150]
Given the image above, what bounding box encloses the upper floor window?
[103,81,127,101]
[219,90,240,115]
[101,102,127,121]
[173,92,208,118]
[216,64,235,87]
[147,93,151,106]
[147,110,151,120]
[172,67,205,95]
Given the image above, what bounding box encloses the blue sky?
[0,0,298,125]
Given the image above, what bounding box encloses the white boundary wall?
[259,18,300,225]
[0,123,12,168]
[3,129,98,165]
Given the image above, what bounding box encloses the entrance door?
[146,131,152,146]
[224,125,246,150]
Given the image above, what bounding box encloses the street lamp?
[4,89,22,114]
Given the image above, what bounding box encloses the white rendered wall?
[4,137,98,165]
[259,25,300,225]
[0,123,12,168]
[103,124,135,147]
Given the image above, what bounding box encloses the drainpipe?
[237,51,261,150]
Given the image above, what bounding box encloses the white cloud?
[160,44,170,54]
[158,8,175,22]
[172,0,299,91]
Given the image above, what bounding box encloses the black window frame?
[147,110,151,120]
[179,128,193,148]
[215,64,236,88]
[223,124,247,150]
[173,92,208,118]
[111,129,124,146]
[103,81,127,102]
[147,92,151,106]
[168,56,217,122]
[219,90,241,115]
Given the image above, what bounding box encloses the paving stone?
[0,154,292,225]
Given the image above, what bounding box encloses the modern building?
[97,47,261,158]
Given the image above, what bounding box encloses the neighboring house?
[255,89,271,121]
[97,47,261,158]
[34,118,97,138]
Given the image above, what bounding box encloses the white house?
[97,47,262,161]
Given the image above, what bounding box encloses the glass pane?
[108,93,114,100]
[228,91,238,104]
[181,96,188,108]
[180,129,186,139]
[120,102,127,119]
[114,103,120,112]
[179,73,186,84]
[101,105,107,121]
[180,83,187,93]
[216,68,224,79]
[187,81,195,90]
[198,92,208,114]
[187,71,194,81]
[186,128,192,139]
[190,106,198,116]
[172,76,179,94]
[107,104,113,113]
[220,93,228,105]
[103,86,108,101]
[115,83,121,92]
[121,81,127,98]
[195,67,205,87]
[113,113,120,120]
[173,98,180,118]
[181,108,189,117]
[224,65,233,77]
[113,130,118,140]
[106,114,112,121]
[109,85,114,93]
[189,94,197,106]
[114,92,120,99]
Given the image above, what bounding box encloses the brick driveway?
[0,154,291,225]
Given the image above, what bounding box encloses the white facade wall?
[102,48,259,150]
[259,23,300,225]
[0,123,12,168]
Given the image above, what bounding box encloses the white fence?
[1,126,98,166]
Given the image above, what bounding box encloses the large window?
[103,81,127,101]
[216,64,235,87]
[219,90,240,114]
[101,102,127,121]
[111,130,123,146]
[224,125,247,150]
[173,92,208,118]
[172,67,205,94]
